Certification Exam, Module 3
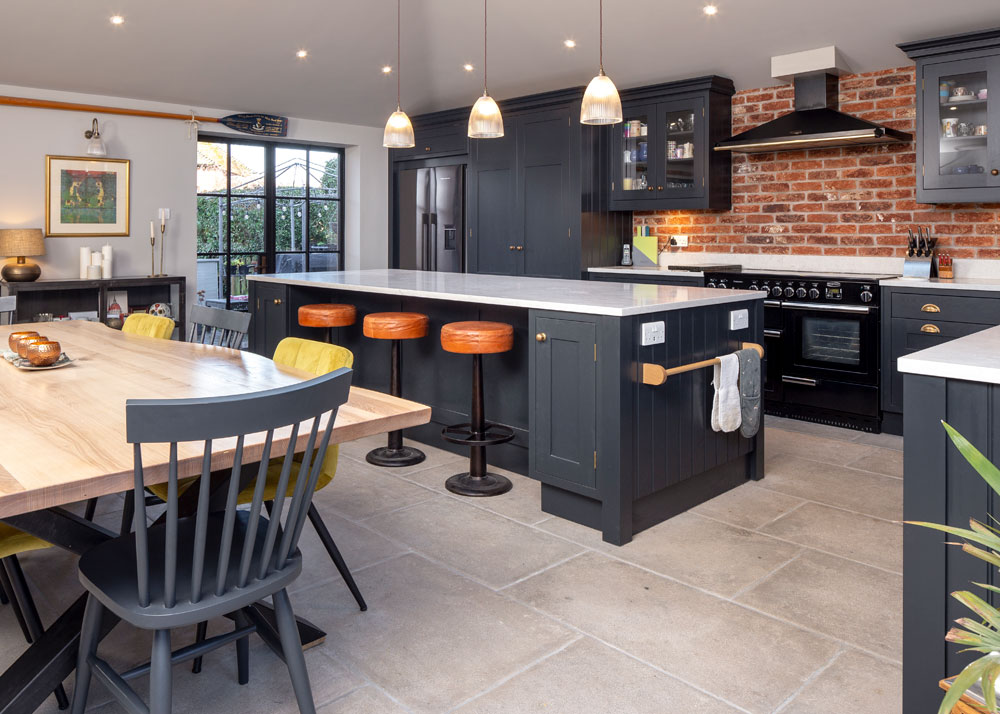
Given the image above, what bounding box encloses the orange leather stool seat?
[439,321,513,355]
[298,304,356,329]
[362,312,429,341]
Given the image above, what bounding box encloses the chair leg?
[0,573,8,604]
[82,497,98,522]
[272,588,316,714]
[191,620,208,673]
[70,594,103,714]
[0,561,32,642]
[2,556,71,710]
[235,610,251,685]
[307,504,367,611]
[149,629,173,714]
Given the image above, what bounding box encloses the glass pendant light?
[383,0,415,148]
[580,0,622,125]
[468,0,503,138]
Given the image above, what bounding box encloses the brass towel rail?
[640,342,765,386]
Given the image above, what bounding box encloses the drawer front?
[891,292,1000,324]
[896,318,992,351]
[393,127,469,160]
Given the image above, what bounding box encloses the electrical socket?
[670,235,689,247]
[729,309,749,331]
[641,321,665,346]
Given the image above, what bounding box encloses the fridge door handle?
[420,213,431,270]
[430,213,438,271]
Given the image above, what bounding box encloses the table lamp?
[0,229,46,282]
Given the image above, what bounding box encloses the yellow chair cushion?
[148,337,353,504]
[0,523,50,560]
[122,313,175,340]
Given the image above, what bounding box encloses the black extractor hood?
[715,71,912,153]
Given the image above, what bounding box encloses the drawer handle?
[424,146,431,152]
[516,245,523,251]
[536,333,547,343]
[920,303,940,313]
[273,298,282,305]
[920,323,940,334]
[509,245,516,251]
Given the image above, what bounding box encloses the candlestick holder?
[148,230,156,278]
[157,223,167,277]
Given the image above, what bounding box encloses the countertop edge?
[587,266,706,277]
[880,278,1000,292]
[897,324,1000,386]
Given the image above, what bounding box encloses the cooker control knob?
[771,286,783,297]
[808,288,820,300]
[784,286,795,298]
[718,281,728,289]
[758,285,770,293]
[860,290,874,304]
[706,281,717,289]
[796,287,807,299]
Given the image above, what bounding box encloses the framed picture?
[45,155,130,237]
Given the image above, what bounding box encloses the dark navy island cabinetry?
[248,270,764,545]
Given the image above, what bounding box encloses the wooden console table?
[2,275,186,337]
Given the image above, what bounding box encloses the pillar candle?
[101,244,113,279]
[86,265,101,280]
[91,251,102,266]
[79,246,91,279]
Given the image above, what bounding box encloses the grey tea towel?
[736,347,761,438]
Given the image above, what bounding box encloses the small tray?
[3,350,74,370]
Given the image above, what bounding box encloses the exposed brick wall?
[635,66,1000,259]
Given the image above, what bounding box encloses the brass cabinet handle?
[424,146,431,152]
[509,245,516,251]
[516,245,523,251]
[647,186,654,191]
[920,323,941,334]
[273,298,282,305]
[993,169,999,176]
[920,303,940,313]
[657,186,664,191]
[536,333,547,342]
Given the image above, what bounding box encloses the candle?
[150,220,155,239]
[101,257,112,279]
[86,265,101,280]
[91,251,102,266]
[79,246,90,279]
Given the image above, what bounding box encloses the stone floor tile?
[765,429,885,466]
[312,458,439,522]
[341,438,464,477]
[844,446,904,479]
[318,685,411,714]
[780,649,902,714]
[690,482,806,530]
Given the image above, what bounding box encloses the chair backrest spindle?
[188,305,251,350]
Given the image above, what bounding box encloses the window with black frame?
[196,138,343,311]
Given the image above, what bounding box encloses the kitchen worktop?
[898,324,1000,384]
[879,276,1000,292]
[587,266,707,277]
[249,269,763,317]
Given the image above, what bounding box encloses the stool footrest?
[441,422,515,447]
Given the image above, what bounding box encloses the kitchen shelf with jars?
[900,28,1000,203]
[610,75,734,211]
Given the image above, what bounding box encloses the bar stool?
[298,303,356,343]
[363,312,429,467]
[440,321,515,497]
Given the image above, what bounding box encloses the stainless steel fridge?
[397,165,464,272]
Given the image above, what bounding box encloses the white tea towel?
[711,353,742,433]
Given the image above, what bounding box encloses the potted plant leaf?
[911,422,1000,714]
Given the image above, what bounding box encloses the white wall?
[0,84,388,317]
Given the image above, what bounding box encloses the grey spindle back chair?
[0,295,16,325]
[71,367,352,714]
[187,304,251,349]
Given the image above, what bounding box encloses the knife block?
[903,256,936,279]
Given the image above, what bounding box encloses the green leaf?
[985,663,1000,712]
[939,655,997,714]
[961,543,1000,569]
[973,583,1000,597]
[954,591,1000,623]
[907,521,1000,553]
[944,421,1000,497]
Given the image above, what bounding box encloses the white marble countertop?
[898,324,1000,384]
[880,276,1000,292]
[587,266,706,277]
[249,269,763,317]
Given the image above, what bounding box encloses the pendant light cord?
[599,0,604,72]
[483,0,489,94]
[397,0,402,108]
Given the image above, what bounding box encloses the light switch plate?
[641,321,665,346]
[670,234,689,247]
[729,309,749,331]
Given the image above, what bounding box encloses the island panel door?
[468,129,519,275]
[531,315,597,491]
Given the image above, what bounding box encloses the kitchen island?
[248,269,765,544]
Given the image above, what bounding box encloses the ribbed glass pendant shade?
[383,108,415,148]
[580,70,623,125]
[468,92,504,138]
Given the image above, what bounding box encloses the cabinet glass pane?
[621,113,651,192]
[664,108,697,191]
[937,71,989,180]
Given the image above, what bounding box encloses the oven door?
[781,302,878,385]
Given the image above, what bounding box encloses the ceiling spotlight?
[564,39,577,48]
[109,14,125,25]
[296,49,308,59]
[382,65,393,74]
[463,63,475,72]
[703,4,718,15]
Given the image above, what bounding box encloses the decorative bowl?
[25,340,62,367]
[8,331,39,351]
[17,335,48,359]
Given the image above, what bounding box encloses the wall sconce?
[84,118,107,156]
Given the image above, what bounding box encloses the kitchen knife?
[907,228,915,257]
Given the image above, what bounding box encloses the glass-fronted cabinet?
[610,76,733,210]
[900,30,1000,204]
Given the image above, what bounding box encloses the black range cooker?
[704,270,896,432]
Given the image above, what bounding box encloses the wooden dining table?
[0,321,431,714]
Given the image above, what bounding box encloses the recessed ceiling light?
[109,14,125,25]
[463,63,475,72]
[296,49,308,59]
[703,4,718,15]
[382,65,393,74]
[564,39,577,48]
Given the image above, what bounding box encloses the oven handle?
[763,329,782,338]
[782,375,818,387]
[781,301,873,315]
[763,300,782,307]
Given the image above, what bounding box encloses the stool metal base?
[445,471,513,497]
[365,445,425,468]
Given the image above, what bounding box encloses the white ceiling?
[1,1,997,128]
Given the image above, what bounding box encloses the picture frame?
[45,155,130,237]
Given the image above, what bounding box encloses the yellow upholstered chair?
[121,313,174,339]
[0,525,70,707]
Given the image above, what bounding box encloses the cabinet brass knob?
[424,146,431,152]
[516,245,523,251]
[536,333,547,342]
[273,298,282,305]
[647,186,654,191]
[509,245,516,251]
[920,323,941,334]
[920,303,940,313]
[993,169,999,176]
[657,186,664,191]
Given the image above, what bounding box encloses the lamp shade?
[468,93,504,139]
[580,71,623,125]
[383,109,415,148]
[0,229,45,257]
